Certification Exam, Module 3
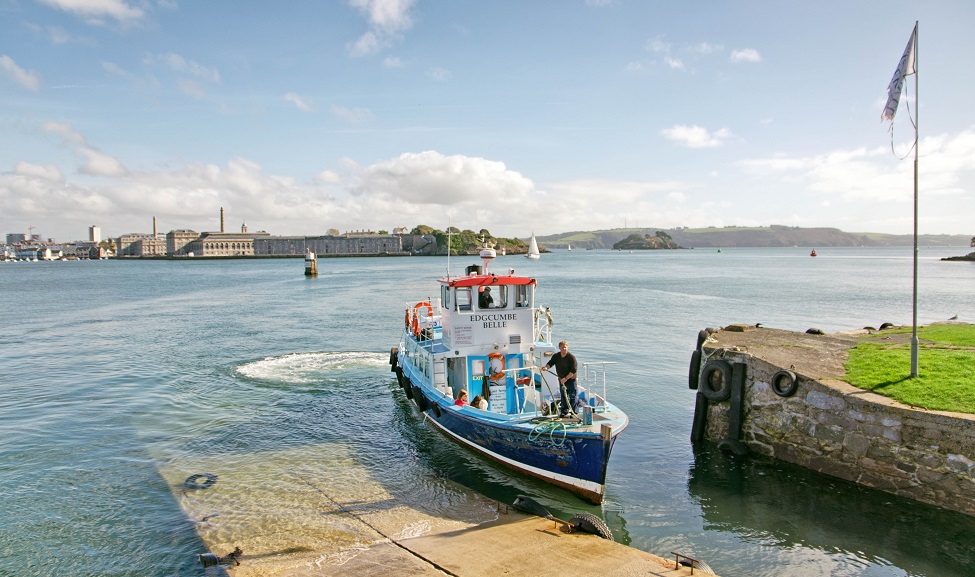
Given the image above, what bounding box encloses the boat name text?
[471,313,517,328]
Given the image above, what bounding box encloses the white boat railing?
[532,306,553,344]
[580,362,615,412]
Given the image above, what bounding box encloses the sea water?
[1,247,973,576]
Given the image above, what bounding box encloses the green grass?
[845,324,975,414]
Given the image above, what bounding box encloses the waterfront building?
[166,229,199,256]
[89,226,101,243]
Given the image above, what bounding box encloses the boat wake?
[236,351,387,387]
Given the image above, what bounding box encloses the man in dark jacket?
[544,340,577,416]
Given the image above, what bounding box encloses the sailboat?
[526,233,540,259]
[567,243,572,251]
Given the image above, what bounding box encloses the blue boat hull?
[394,359,616,503]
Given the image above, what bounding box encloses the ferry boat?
[389,241,628,503]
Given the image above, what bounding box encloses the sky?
[1,0,973,243]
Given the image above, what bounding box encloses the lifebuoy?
[488,353,505,384]
[414,301,433,317]
[770,370,799,397]
[688,349,702,390]
[184,473,217,490]
[700,359,732,402]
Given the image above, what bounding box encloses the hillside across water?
[536,225,973,250]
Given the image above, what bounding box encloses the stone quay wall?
[697,326,975,517]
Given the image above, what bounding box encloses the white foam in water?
[236,351,386,384]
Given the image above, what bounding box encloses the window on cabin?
[442,285,451,309]
[456,287,472,311]
[514,285,531,308]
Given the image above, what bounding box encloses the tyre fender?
[411,384,428,411]
[569,512,614,541]
[770,370,799,397]
[700,359,733,402]
[688,349,702,390]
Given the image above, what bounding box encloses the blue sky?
[1,0,972,242]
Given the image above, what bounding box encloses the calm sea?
[1,246,973,576]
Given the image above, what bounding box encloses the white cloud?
[0,55,41,91]
[284,92,314,112]
[144,53,221,83]
[661,125,733,148]
[330,104,375,123]
[15,162,64,182]
[383,56,405,68]
[427,67,451,81]
[36,0,145,26]
[730,48,762,63]
[664,56,684,70]
[347,0,416,57]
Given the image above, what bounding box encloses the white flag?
[881,27,917,122]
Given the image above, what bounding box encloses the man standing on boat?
[543,340,577,417]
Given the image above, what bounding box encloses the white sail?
[526,233,540,259]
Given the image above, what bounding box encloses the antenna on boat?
[446,219,453,278]
[479,234,496,273]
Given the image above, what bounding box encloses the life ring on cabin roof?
[414,301,433,316]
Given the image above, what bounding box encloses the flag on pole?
[881,27,917,123]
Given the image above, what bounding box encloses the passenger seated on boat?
[478,287,494,309]
[470,395,488,410]
[454,389,469,407]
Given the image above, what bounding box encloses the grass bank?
[845,324,975,414]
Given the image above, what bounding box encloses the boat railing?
[580,362,616,412]
[532,306,554,344]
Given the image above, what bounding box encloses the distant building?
[6,233,27,244]
[167,229,199,256]
[89,226,101,243]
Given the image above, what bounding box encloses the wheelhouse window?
[514,285,531,308]
[456,287,472,311]
[477,286,508,309]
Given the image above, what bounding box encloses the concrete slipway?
[158,443,709,576]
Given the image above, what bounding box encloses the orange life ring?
[414,301,433,317]
[488,353,505,383]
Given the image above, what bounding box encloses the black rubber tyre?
[411,385,427,411]
[696,329,710,350]
[389,348,398,371]
[688,349,702,390]
[569,512,614,541]
[512,495,554,520]
[184,473,217,490]
[770,369,799,397]
[718,438,749,457]
[431,402,442,418]
[700,359,732,402]
[403,375,414,399]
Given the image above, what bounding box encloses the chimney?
[153,216,157,237]
[220,207,225,233]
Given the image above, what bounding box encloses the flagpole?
[911,20,919,377]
